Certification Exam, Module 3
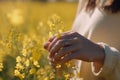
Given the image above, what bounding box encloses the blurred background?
[0,0,78,2]
[0,0,78,34]
[0,0,79,80]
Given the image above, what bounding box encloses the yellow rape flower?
[22,49,27,57]
[29,68,36,75]
[16,56,22,63]
[57,32,61,38]
[49,32,53,38]
[15,63,24,70]
[49,72,55,79]
[57,29,63,38]
[14,70,20,76]
[0,63,3,72]
[19,73,25,80]
[7,43,12,48]
[32,52,40,61]
[33,61,40,68]
[14,70,25,79]
[30,57,33,61]
[65,62,71,68]
[64,74,70,80]
[25,59,30,67]
[56,64,61,69]
[44,77,49,80]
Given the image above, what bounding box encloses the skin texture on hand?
[44,31,105,72]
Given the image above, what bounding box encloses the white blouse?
[73,5,120,50]
[72,0,120,80]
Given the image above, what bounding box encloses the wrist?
[94,44,105,73]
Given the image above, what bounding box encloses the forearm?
[93,43,105,73]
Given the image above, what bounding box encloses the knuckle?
[55,40,61,46]
[74,37,79,42]
[74,32,78,34]
[73,32,78,35]
[57,40,61,44]
[51,47,54,51]
[69,32,74,35]
[74,32,80,37]
[50,48,54,54]
[61,34,66,37]
[58,40,64,45]
[71,32,76,35]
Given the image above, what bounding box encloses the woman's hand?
[44,31,105,71]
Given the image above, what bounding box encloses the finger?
[49,39,64,58]
[48,36,56,42]
[48,32,71,52]
[59,51,79,63]
[49,38,74,58]
[48,37,59,52]
[60,32,79,39]
[44,41,50,49]
[50,37,79,58]
[48,32,79,56]
[54,44,79,61]
[44,36,56,50]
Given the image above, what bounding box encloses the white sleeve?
[91,43,120,80]
[76,0,88,16]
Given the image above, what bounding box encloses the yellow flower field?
[0,1,80,80]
